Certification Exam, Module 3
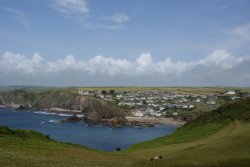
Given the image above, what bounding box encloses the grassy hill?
[0,98,250,167]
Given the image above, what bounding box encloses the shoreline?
[0,105,186,127]
[126,116,186,127]
[47,108,82,114]
[0,105,81,114]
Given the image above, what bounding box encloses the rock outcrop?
[63,115,82,123]
[0,90,127,127]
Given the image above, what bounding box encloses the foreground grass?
[0,121,249,167]
[128,121,250,167]
[125,122,226,151]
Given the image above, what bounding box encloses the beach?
[126,116,186,126]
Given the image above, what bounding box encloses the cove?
[0,108,177,151]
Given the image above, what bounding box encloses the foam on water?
[58,113,73,117]
[34,111,57,115]
[48,119,61,123]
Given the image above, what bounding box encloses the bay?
[0,108,176,151]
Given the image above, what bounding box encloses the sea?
[0,107,177,151]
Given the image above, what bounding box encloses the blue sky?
[0,0,250,86]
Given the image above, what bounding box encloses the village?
[78,89,246,120]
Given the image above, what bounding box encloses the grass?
[127,121,250,167]
[1,86,250,96]
[0,98,250,167]
[125,122,226,151]
[75,86,250,95]
[0,121,249,167]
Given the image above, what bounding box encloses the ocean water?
[0,108,176,151]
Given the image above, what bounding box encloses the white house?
[226,90,236,95]
[195,98,201,103]
[132,110,144,117]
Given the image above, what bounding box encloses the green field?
[75,87,250,95]
[2,86,250,95]
[0,98,250,167]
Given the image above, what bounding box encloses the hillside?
[126,98,250,151]
[0,98,250,167]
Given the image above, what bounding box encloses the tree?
[101,90,107,95]
[109,89,115,95]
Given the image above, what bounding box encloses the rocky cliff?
[0,90,127,126]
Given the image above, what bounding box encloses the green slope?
[126,98,250,151]
[0,98,250,167]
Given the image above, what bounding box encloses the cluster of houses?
[78,89,245,118]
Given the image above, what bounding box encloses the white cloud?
[110,13,130,24]
[81,22,125,30]
[97,13,130,30]
[136,53,152,67]
[201,50,244,69]
[86,55,132,75]
[51,1,129,30]
[136,53,153,74]
[233,22,250,41]
[4,7,31,30]
[52,0,89,14]
[0,52,43,74]
[0,50,249,86]
[101,13,130,24]
[45,55,85,73]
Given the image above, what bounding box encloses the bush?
[101,90,107,95]
[45,134,50,139]
[0,126,14,135]
[109,90,115,95]
[116,147,121,151]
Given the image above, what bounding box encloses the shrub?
[45,134,50,139]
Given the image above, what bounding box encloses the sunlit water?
[0,108,176,151]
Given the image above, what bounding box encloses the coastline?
[47,108,82,114]
[0,105,81,114]
[126,116,186,127]
[0,105,186,127]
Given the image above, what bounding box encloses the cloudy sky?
[0,0,250,87]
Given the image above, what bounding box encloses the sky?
[0,0,250,87]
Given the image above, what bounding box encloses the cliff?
[0,90,127,126]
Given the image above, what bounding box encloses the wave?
[48,119,61,123]
[58,113,73,117]
[76,114,84,117]
[34,111,72,117]
[34,111,57,115]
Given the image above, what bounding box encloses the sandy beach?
[48,108,81,113]
[126,116,186,126]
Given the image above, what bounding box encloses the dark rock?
[63,115,81,123]
[83,100,127,127]
[110,117,127,127]
[18,104,30,110]
[126,121,154,128]
[0,96,4,105]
